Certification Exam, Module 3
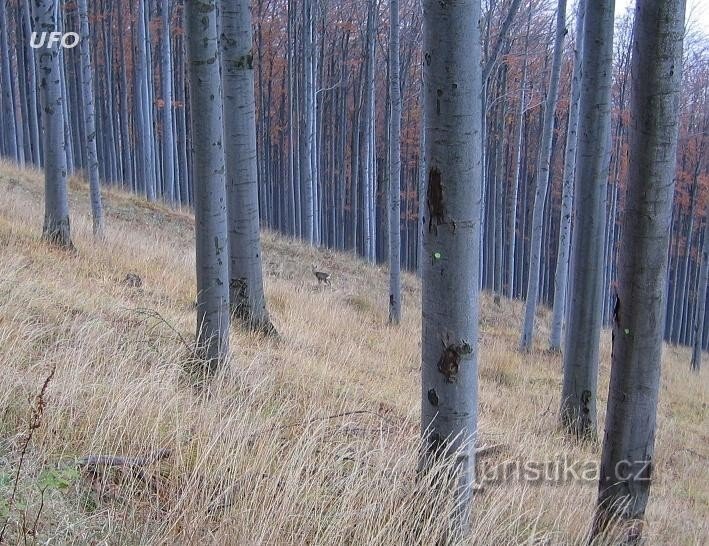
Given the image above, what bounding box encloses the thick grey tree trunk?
[520,0,567,351]
[560,0,614,438]
[421,0,482,532]
[221,0,275,335]
[32,0,72,248]
[691,218,708,371]
[549,0,585,351]
[161,0,176,203]
[77,0,104,238]
[388,0,401,324]
[593,0,685,540]
[185,0,230,370]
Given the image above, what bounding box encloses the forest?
[0,0,707,544]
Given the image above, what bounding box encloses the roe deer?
[311,265,332,287]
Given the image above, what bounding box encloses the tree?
[549,0,585,351]
[185,0,230,370]
[388,0,402,325]
[691,217,708,371]
[77,0,105,238]
[221,0,275,335]
[302,0,315,245]
[560,0,614,437]
[0,0,19,164]
[592,0,686,540]
[31,0,72,249]
[421,0,482,532]
[161,0,176,204]
[134,0,156,201]
[520,0,567,351]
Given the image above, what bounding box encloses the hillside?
[0,160,706,545]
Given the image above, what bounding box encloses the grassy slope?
[0,160,706,545]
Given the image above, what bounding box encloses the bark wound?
[437,341,472,383]
[427,388,439,407]
[427,168,445,234]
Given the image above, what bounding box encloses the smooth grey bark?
[77,0,104,238]
[185,0,230,370]
[135,0,156,201]
[593,0,685,540]
[361,0,376,263]
[506,13,530,299]
[692,218,708,371]
[560,0,614,438]
[161,0,176,204]
[520,0,567,351]
[388,0,401,325]
[549,0,585,351]
[32,0,72,248]
[302,0,315,244]
[221,0,275,335]
[22,0,40,166]
[421,0,482,532]
[417,105,426,277]
[0,0,18,162]
[673,180,698,343]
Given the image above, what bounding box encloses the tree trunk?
[421,0,482,533]
[221,0,275,335]
[593,0,685,540]
[520,0,567,351]
[161,0,176,204]
[559,0,614,438]
[507,11,530,299]
[185,0,230,371]
[549,0,585,351]
[31,0,72,248]
[301,0,315,244]
[388,0,401,325]
[0,0,19,163]
[77,0,105,238]
[691,218,709,371]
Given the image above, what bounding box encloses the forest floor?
[0,159,706,545]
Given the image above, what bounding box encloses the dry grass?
[0,159,706,545]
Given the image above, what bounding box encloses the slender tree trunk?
[161,0,176,203]
[520,0,567,351]
[135,0,156,201]
[301,0,315,244]
[77,0,104,238]
[560,0,614,438]
[549,0,585,351]
[593,0,685,540]
[185,0,230,370]
[692,217,709,371]
[221,0,275,335]
[0,0,19,162]
[22,0,40,165]
[388,0,401,325]
[421,0,482,533]
[361,0,376,262]
[507,13,530,299]
[32,0,72,248]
